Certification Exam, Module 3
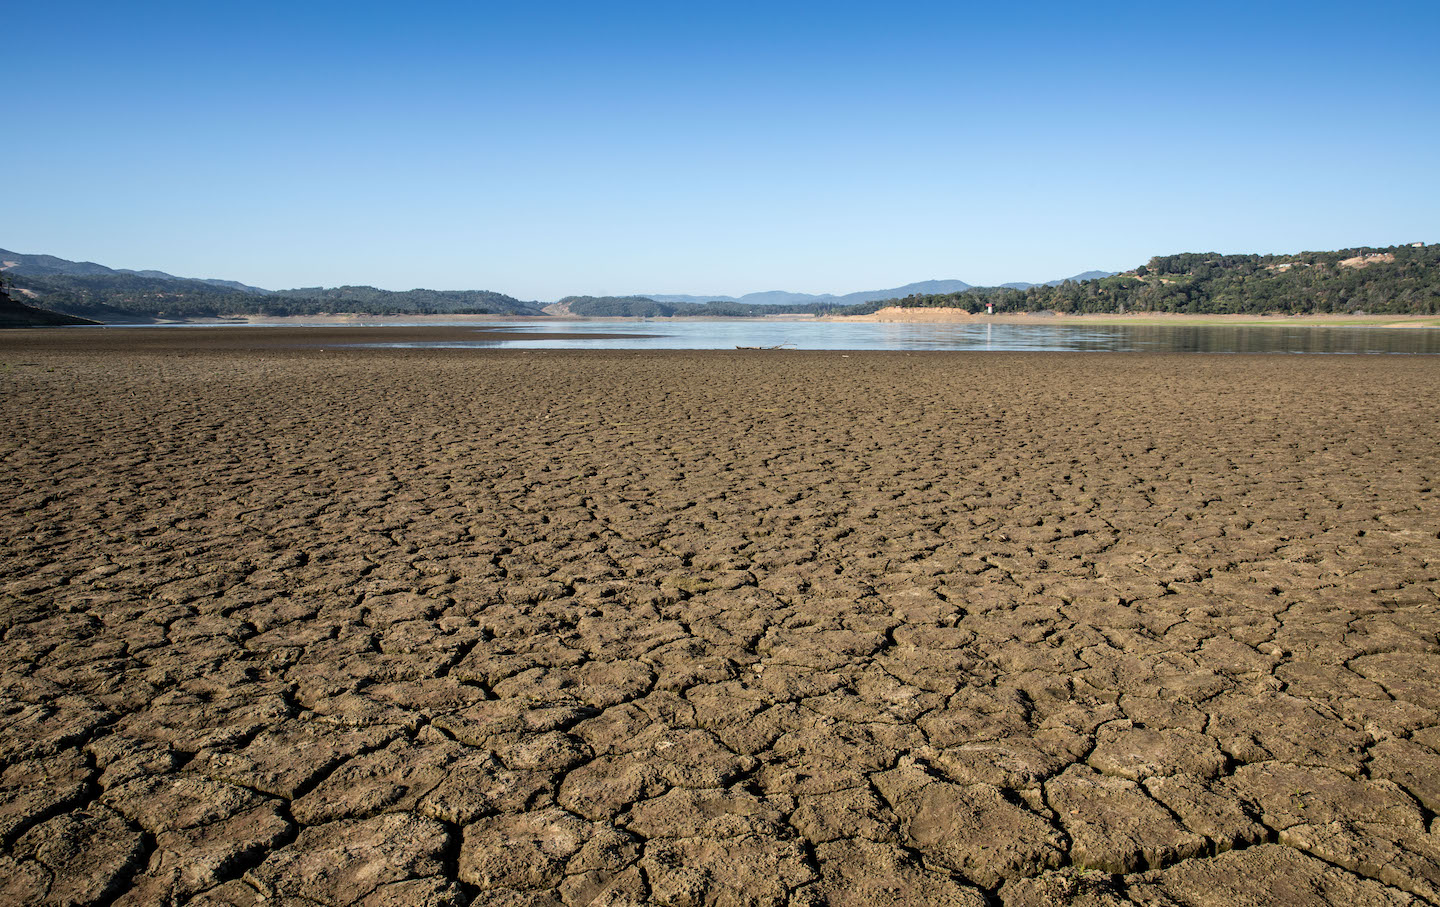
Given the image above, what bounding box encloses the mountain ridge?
[0,248,273,294]
[4,245,1433,321]
[0,270,98,327]
[638,274,1114,306]
[0,249,546,321]
[2,247,1116,314]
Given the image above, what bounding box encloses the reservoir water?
[350,320,1440,354]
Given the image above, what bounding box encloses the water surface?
[351,320,1440,354]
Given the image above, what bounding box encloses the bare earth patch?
[1,330,1438,905]
[1340,253,1397,269]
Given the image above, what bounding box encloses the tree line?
[854,244,1438,316]
[553,244,1439,317]
[9,243,1436,320]
[5,272,543,319]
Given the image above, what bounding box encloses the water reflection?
[352,320,1440,355]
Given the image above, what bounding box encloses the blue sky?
[5,1,1437,300]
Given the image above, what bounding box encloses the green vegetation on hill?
[559,245,1437,317]
[0,272,99,327]
[266,286,543,316]
[5,272,256,321]
[5,242,1435,320]
[853,244,1439,316]
[7,273,544,320]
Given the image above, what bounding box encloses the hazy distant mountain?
[642,275,1123,304]
[999,270,1117,290]
[857,245,1439,316]
[642,291,820,305]
[0,248,272,294]
[644,279,975,307]
[3,246,1129,322]
[7,242,1431,321]
[838,280,976,305]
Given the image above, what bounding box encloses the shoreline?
[153,311,1440,329]
[821,307,1440,328]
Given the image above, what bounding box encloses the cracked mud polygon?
[2,329,1438,905]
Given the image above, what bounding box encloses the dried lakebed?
[2,332,1439,906]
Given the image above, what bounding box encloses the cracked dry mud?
[2,330,1439,906]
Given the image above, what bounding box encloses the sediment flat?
[2,328,1439,905]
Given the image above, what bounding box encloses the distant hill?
[0,296,98,327]
[594,247,1437,317]
[855,245,1437,316]
[0,275,98,327]
[835,280,976,305]
[269,286,545,317]
[0,295,96,327]
[999,270,1117,290]
[1066,270,1118,283]
[643,280,974,306]
[0,248,271,294]
[1,248,544,320]
[441,246,1440,319]
[5,244,1433,321]
[641,276,1127,304]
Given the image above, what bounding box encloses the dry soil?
[1,328,1438,906]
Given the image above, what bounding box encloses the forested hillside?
[268,286,544,316]
[4,243,1434,320]
[0,272,98,327]
[855,244,1438,316]
[6,272,544,319]
[550,245,1437,317]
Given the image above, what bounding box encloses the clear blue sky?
[5,0,1437,300]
